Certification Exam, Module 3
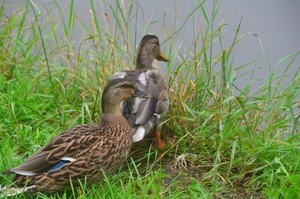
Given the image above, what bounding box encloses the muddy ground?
[129,141,263,199]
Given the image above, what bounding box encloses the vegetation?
[0,0,299,198]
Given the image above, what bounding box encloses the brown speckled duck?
[0,78,150,196]
[112,34,173,149]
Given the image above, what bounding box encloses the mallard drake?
[0,78,150,196]
[112,34,174,149]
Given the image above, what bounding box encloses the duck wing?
[112,70,169,126]
[9,124,103,176]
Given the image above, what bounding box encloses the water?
[3,0,300,92]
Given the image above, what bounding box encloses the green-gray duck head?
[101,78,151,114]
[135,34,169,70]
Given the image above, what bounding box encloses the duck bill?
[156,52,169,62]
[132,90,152,99]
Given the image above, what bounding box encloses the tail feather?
[0,184,36,197]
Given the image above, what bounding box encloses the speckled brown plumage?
[0,78,148,196]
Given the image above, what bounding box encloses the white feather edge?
[61,157,76,162]
[133,127,146,142]
[153,113,161,119]
[112,72,126,79]
[13,157,76,176]
[137,73,147,86]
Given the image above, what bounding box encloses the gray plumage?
[112,35,169,148]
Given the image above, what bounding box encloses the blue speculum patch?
[47,160,70,172]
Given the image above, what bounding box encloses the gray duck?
[0,78,149,196]
[112,34,173,149]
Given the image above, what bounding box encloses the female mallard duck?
[0,78,149,196]
[112,34,174,149]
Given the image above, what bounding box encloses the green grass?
[1,0,300,198]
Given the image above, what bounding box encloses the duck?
[112,34,174,149]
[0,78,150,196]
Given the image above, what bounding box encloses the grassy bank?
[0,0,300,198]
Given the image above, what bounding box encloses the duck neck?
[101,104,122,119]
[99,112,129,138]
[135,51,154,70]
[100,112,123,123]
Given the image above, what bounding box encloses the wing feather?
[10,124,102,176]
[112,69,169,127]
